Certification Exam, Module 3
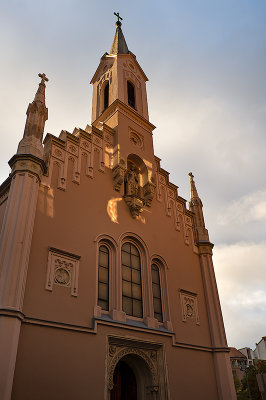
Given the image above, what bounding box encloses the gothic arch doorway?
[109,353,157,400]
[110,360,137,400]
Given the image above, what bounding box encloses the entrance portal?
[110,360,138,400]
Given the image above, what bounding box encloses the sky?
[0,0,265,350]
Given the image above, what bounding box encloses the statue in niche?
[125,165,139,196]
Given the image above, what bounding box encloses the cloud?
[217,189,266,225]
[213,241,266,349]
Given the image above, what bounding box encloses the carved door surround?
[106,335,169,400]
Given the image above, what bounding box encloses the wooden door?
[110,360,137,400]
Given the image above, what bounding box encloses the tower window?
[98,245,109,310]
[122,242,143,318]
[104,82,109,110]
[127,81,135,109]
[151,264,163,322]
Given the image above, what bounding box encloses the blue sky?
[0,0,266,350]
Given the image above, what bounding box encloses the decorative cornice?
[198,241,214,255]
[92,99,156,131]
[0,176,11,199]
[90,52,148,84]
[8,153,47,176]
[49,247,81,260]
[0,310,230,354]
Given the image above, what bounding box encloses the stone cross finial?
[38,73,48,84]
[114,12,123,23]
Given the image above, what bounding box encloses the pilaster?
[198,242,236,399]
[188,172,236,399]
[0,155,44,399]
[0,73,48,400]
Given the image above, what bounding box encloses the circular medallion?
[54,267,70,286]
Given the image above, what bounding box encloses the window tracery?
[121,242,143,318]
[151,263,163,322]
[94,234,172,330]
[98,245,110,311]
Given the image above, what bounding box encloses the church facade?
[0,18,236,400]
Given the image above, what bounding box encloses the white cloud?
[217,189,266,225]
[213,241,266,349]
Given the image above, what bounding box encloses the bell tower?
[91,14,149,122]
[90,14,157,219]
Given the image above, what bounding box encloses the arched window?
[151,264,163,322]
[104,82,109,110]
[98,245,109,311]
[122,242,143,318]
[127,81,135,109]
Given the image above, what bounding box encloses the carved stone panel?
[143,180,156,207]
[179,289,200,325]
[45,248,80,297]
[112,159,126,191]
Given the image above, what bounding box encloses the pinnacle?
[189,172,200,200]
[34,73,48,104]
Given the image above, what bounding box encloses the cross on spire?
[38,73,48,85]
[114,12,123,23]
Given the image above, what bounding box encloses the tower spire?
[17,73,48,158]
[188,172,209,241]
[110,12,129,54]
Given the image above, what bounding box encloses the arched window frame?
[104,81,109,110]
[127,80,136,110]
[151,261,163,323]
[101,80,110,113]
[97,244,110,312]
[94,235,118,318]
[119,233,150,322]
[150,256,172,331]
[121,241,143,318]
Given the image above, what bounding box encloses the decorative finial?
[188,172,199,200]
[38,73,48,85]
[188,172,209,239]
[114,12,123,27]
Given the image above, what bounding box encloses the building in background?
[254,337,266,361]
[238,347,255,365]
[238,337,266,365]
[229,347,248,381]
[0,17,236,400]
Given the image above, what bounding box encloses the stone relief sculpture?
[124,165,139,196]
[123,163,144,218]
[45,248,80,297]
[122,161,157,218]
[112,158,126,191]
[179,289,200,325]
